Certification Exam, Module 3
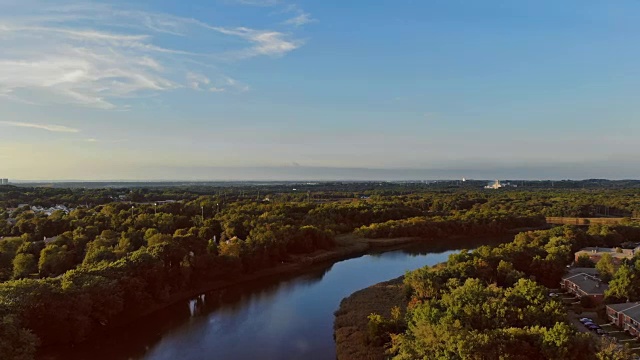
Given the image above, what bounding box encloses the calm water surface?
[42,244,464,360]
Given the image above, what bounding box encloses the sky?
[0,0,639,181]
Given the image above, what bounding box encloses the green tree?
[576,254,595,268]
[82,245,116,266]
[497,260,525,287]
[606,265,638,302]
[0,237,23,281]
[12,253,37,279]
[218,238,244,258]
[596,337,635,359]
[144,228,160,242]
[596,253,616,282]
[38,245,74,277]
[147,233,172,246]
[367,313,386,345]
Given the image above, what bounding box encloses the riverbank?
[135,234,413,320]
[37,234,411,356]
[103,234,440,327]
[332,226,554,360]
[38,229,534,357]
[331,231,540,360]
[40,240,466,360]
[334,276,405,360]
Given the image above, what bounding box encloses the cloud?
[283,13,315,27]
[0,1,305,108]
[0,22,179,108]
[212,27,302,58]
[186,72,249,93]
[0,121,79,133]
[224,77,250,92]
[277,4,316,27]
[186,72,211,90]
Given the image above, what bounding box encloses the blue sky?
[1,0,639,180]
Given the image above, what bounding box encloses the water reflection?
[39,237,509,360]
[39,261,338,360]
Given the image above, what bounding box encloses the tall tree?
[596,253,616,282]
[12,254,37,280]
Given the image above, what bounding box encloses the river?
[40,243,465,360]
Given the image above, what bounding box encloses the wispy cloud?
[186,72,249,93]
[224,77,250,92]
[0,1,305,108]
[280,5,316,27]
[186,72,211,90]
[232,1,315,28]
[0,121,79,133]
[212,27,303,58]
[283,13,315,27]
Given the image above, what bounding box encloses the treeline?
[369,226,639,359]
[4,184,640,219]
[354,212,545,239]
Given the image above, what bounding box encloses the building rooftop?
[566,267,599,277]
[43,236,58,244]
[609,302,640,322]
[562,272,609,295]
[624,307,640,322]
[608,302,640,312]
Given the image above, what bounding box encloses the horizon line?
[5,178,636,183]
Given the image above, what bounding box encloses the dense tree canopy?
[368,226,638,359]
[1,183,640,359]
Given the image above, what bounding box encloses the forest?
[367,225,640,359]
[1,182,640,359]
